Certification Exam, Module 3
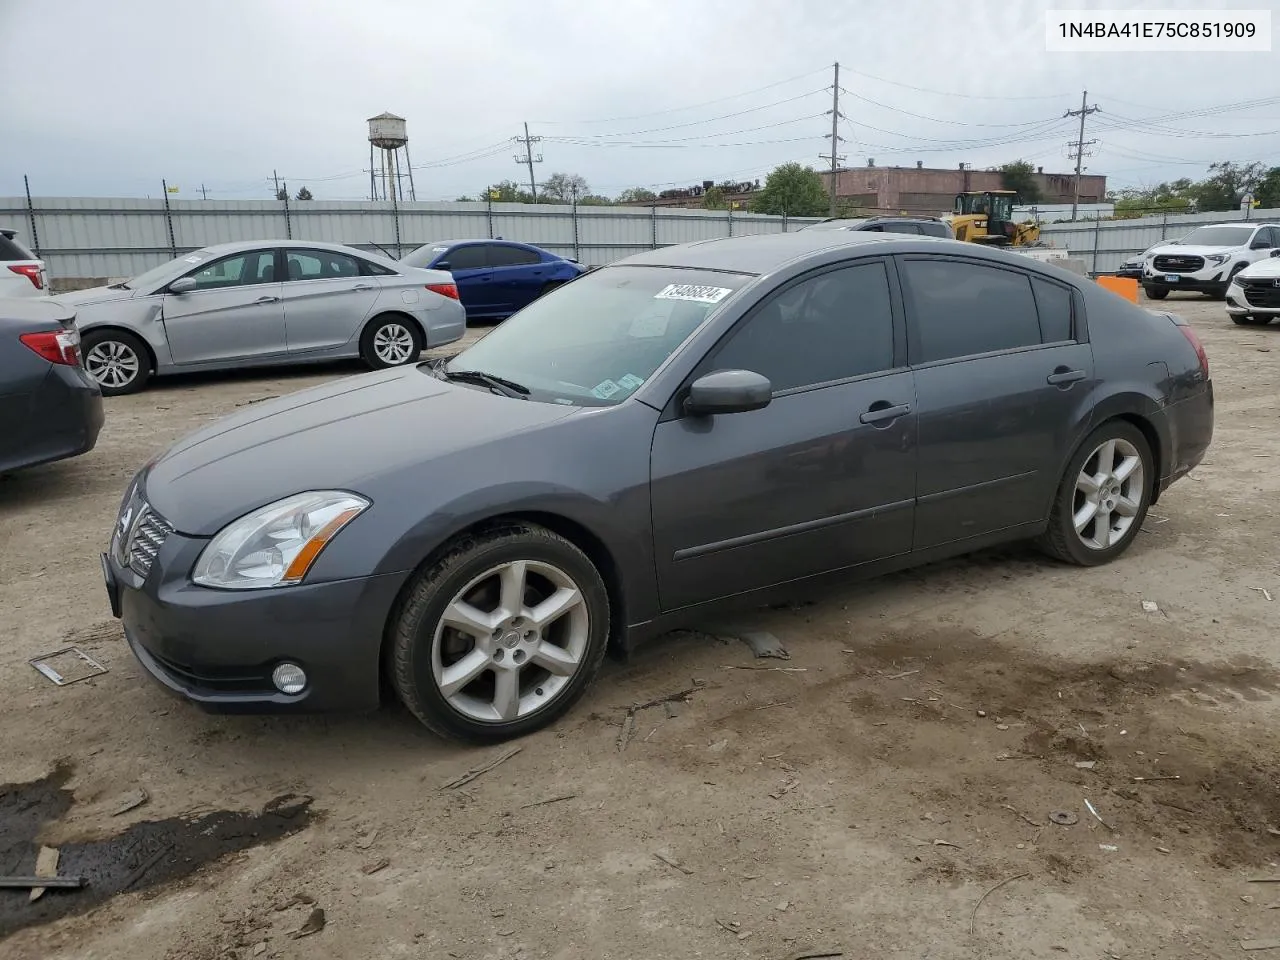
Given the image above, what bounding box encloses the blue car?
[400,239,585,321]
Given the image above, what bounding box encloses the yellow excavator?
[945,190,1041,247]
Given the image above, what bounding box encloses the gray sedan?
[59,241,467,395]
[102,231,1213,742]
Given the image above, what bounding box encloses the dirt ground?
[2,300,1279,960]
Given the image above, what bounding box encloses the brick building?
[626,163,1106,214]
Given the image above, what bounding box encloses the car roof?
[614,230,969,275]
[188,239,385,258]
[417,239,535,247]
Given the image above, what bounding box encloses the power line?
[839,88,1062,128]
[543,89,829,140]
[546,113,828,146]
[838,65,1069,102]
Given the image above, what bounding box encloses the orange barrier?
[1096,275,1139,303]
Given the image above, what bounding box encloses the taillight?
[426,282,459,300]
[20,329,81,366]
[8,264,44,290]
[1178,324,1209,379]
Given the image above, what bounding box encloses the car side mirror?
[435,260,451,271]
[684,369,772,417]
[168,276,197,294]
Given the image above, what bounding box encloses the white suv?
[0,227,49,297]
[1226,244,1280,325]
[1142,222,1280,300]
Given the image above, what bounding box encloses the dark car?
[1114,254,1145,281]
[103,232,1213,743]
[802,216,955,239]
[0,298,104,474]
[400,239,585,321]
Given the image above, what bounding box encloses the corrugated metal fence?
[4,196,1277,283]
[0,197,822,283]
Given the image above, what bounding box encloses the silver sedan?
[57,240,467,395]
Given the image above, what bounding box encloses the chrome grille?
[1152,254,1205,272]
[124,504,173,577]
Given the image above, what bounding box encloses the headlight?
[1206,253,1229,264]
[192,491,370,590]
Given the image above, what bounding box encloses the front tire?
[1143,286,1168,301]
[82,329,151,396]
[360,315,422,370]
[1038,421,1153,567]
[1232,314,1273,326]
[390,523,611,742]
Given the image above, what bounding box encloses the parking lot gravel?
[2,301,1278,960]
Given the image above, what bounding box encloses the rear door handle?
[860,402,911,425]
[1046,368,1087,386]
[351,283,374,291]
[254,295,280,304]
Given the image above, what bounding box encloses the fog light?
[272,662,307,695]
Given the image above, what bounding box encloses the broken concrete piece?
[110,787,150,817]
[738,630,790,660]
[29,846,59,903]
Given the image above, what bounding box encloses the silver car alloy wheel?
[1073,437,1145,550]
[372,323,415,365]
[85,340,140,389]
[431,559,590,723]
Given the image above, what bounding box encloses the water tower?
[367,111,416,202]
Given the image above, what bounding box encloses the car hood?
[143,365,577,536]
[55,285,137,306]
[1239,256,1280,279]
[1147,243,1242,258]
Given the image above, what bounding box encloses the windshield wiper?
[441,367,530,399]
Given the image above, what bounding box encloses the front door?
[898,256,1096,550]
[650,259,917,611]
[280,248,380,354]
[161,249,286,364]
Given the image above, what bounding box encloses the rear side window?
[917,222,950,238]
[1031,277,1074,343]
[901,259,1042,363]
[0,232,36,261]
[359,259,397,277]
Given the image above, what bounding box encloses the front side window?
[444,266,750,407]
[902,259,1041,363]
[186,250,275,291]
[710,262,896,392]
[444,245,489,270]
[284,249,361,281]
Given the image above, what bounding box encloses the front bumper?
[102,533,406,714]
[1142,267,1229,293]
[1226,283,1280,316]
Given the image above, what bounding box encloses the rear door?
[488,243,550,313]
[280,247,380,354]
[649,258,917,610]
[899,255,1094,550]
[161,249,286,363]
[441,244,496,315]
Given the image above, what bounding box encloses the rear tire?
[360,314,422,370]
[1232,314,1273,326]
[390,523,611,742]
[1037,421,1153,567]
[81,329,151,396]
[1143,286,1168,301]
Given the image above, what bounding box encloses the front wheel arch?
[358,311,425,366]
[81,325,159,375]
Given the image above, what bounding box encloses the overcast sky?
[2,0,1276,201]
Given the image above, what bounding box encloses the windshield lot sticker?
[654,283,732,304]
[617,374,645,390]
[590,379,622,399]
[183,255,203,263]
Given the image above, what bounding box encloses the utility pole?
[1065,90,1100,221]
[817,62,846,218]
[272,169,281,200]
[515,122,543,202]
[200,183,208,201]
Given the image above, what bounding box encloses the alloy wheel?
[85,340,140,389]
[431,559,590,723]
[372,323,415,365]
[1072,437,1145,550]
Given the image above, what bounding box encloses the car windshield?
[442,265,751,407]
[124,247,219,290]
[401,242,454,268]
[1177,226,1255,247]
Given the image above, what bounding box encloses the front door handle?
[254,295,281,304]
[1047,367,1087,386]
[860,401,911,425]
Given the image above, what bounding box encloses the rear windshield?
[0,232,36,261]
[401,242,454,268]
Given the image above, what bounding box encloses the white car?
[0,227,49,298]
[1226,247,1280,325]
[1142,222,1280,300]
